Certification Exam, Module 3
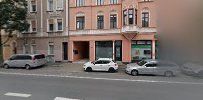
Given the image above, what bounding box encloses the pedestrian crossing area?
[3,92,80,100]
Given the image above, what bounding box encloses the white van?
[3,54,47,70]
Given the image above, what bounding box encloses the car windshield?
[137,60,147,66]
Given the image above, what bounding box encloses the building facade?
[16,0,157,63]
[68,0,157,63]
[17,0,69,62]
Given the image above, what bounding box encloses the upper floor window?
[128,9,134,25]
[142,12,149,27]
[110,0,118,4]
[56,0,64,10]
[97,0,104,5]
[57,19,63,31]
[135,9,137,25]
[48,19,54,32]
[76,16,85,30]
[47,0,54,11]
[110,14,117,29]
[97,15,104,29]
[76,0,85,7]
[30,0,37,12]
[29,20,37,32]
[123,10,127,25]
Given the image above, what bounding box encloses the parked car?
[3,54,47,70]
[83,58,118,72]
[125,59,179,77]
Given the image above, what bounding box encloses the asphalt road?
[0,74,203,100]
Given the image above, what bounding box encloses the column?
[112,40,115,60]
[68,41,73,62]
[89,41,95,61]
[152,40,156,59]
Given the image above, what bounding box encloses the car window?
[10,55,17,60]
[146,63,156,67]
[138,60,147,66]
[16,55,32,60]
[102,60,110,64]
[95,60,103,64]
[34,54,45,59]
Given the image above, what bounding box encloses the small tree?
[0,0,29,63]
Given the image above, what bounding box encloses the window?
[123,10,127,25]
[135,9,137,25]
[76,16,85,30]
[30,0,37,12]
[76,0,85,7]
[30,20,37,32]
[110,14,117,29]
[48,44,54,55]
[128,9,134,25]
[48,19,54,32]
[110,0,118,4]
[97,0,104,5]
[97,15,104,29]
[48,0,54,11]
[142,12,149,27]
[56,0,63,10]
[95,60,103,64]
[57,19,63,31]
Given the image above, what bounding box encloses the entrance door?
[62,42,68,60]
[115,41,122,61]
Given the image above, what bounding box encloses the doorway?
[62,42,68,60]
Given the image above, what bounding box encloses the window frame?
[97,15,104,29]
[110,14,117,29]
[76,16,85,30]
[142,12,149,27]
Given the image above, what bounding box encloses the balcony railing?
[122,25,157,33]
[69,29,121,35]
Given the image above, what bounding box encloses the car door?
[143,63,156,74]
[93,60,103,71]
[7,55,18,67]
[102,60,111,71]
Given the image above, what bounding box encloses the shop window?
[144,50,151,55]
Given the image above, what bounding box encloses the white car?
[126,60,179,77]
[83,58,118,72]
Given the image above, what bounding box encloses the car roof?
[13,54,44,56]
[98,58,113,61]
[143,59,157,63]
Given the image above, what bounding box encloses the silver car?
[125,60,179,77]
[3,54,47,70]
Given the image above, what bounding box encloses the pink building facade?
[16,0,157,63]
[69,0,157,63]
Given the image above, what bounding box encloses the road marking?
[4,92,31,98]
[0,72,203,85]
[54,97,80,100]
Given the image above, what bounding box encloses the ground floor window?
[131,40,152,62]
[95,41,113,60]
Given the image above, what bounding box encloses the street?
[0,73,203,100]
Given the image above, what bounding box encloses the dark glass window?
[76,0,85,7]
[110,0,118,4]
[76,16,85,30]
[135,9,137,25]
[97,15,104,29]
[142,12,149,27]
[96,41,113,60]
[123,10,127,25]
[97,0,104,5]
[110,14,117,29]
[128,9,134,25]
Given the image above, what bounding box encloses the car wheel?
[108,67,116,73]
[164,71,173,77]
[25,64,31,70]
[86,67,92,72]
[131,70,138,76]
[3,64,9,69]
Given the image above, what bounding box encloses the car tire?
[108,67,116,73]
[25,64,31,70]
[86,67,92,72]
[131,70,138,76]
[3,64,9,69]
[164,71,173,77]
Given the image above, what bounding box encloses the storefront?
[131,40,152,62]
[95,41,113,60]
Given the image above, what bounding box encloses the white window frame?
[48,44,54,55]
[56,18,63,31]
[47,19,55,32]
[47,0,54,11]
[56,0,64,10]
[29,20,37,32]
[30,0,37,12]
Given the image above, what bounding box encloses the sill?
[22,32,37,34]
[29,11,37,13]
[46,10,54,12]
[56,9,64,11]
